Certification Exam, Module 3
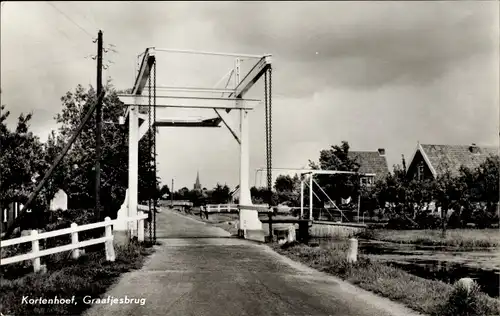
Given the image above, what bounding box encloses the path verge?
[0,241,154,316]
[272,241,500,316]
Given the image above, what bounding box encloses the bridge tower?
[117,48,273,242]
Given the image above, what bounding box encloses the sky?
[1,1,499,190]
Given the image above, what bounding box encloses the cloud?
[1,1,498,189]
[203,1,497,96]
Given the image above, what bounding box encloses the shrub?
[436,279,500,316]
[415,212,442,229]
[355,229,376,240]
[386,215,417,230]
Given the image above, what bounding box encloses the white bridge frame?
[300,170,375,222]
[117,47,272,238]
[253,167,375,223]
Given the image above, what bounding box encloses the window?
[417,162,424,181]
[361,177,374,185]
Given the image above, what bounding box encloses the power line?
[1,57,91,74]
[51,20,72,42]
[71,3,99,34]
[2,4,86,53]
[46,2,94,38]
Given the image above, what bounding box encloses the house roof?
[419,144,498,177]
[347,151,389,179]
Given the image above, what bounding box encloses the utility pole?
[95,30,103,221]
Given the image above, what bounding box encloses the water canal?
[311,238,500,298]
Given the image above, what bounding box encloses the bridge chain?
[145,60,158,245]
[147,63,153,245]
[153,59,157,243]
[268,67,272,201]
[264,66,273,238]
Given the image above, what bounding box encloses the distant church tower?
[194,171,202,191]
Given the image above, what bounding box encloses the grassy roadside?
[272,242,500,316]
[177,209,500,315]
[362,229,500,248]
[0,241,154,316]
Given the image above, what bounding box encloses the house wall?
[406,150,434,180]
[1,202,22,234]
[362,175,376,187]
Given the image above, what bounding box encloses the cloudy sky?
[1,1,499,190]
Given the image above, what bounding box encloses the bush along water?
[436,278,500,316]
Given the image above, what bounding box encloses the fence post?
[347,238,358,263]
[138,211,144,242]
[71,223,80,259]
[104,217,116,262]
[31,230,41,273]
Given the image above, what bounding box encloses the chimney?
[469,143,479,154]
[378,148,386,156]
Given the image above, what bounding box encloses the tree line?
[1,82,158,234]
[164,183,232,207]
[161,140,499,231]
[251,141,499,230]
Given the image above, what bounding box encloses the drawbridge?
[116,48,274,242]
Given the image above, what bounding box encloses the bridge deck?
[260,219,311,224]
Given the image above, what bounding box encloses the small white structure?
[287,225,296,243]
[49,189,68,211]
[455,277,476,293]
[273,225,296,243]
[114,189,129,231]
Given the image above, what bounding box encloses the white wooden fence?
[0,212,148,273]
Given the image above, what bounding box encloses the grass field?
[366,229,500,248]
[0,241,154,316]
[273,242,500,316]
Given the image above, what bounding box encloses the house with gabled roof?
[406,142,498,181]
[347,148,390,186]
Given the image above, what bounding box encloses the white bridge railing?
[0,212,148,273]
[205,204,272,213]
[205,204,238,213]
[162,200,193,207]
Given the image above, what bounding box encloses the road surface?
[84,209,422,316]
